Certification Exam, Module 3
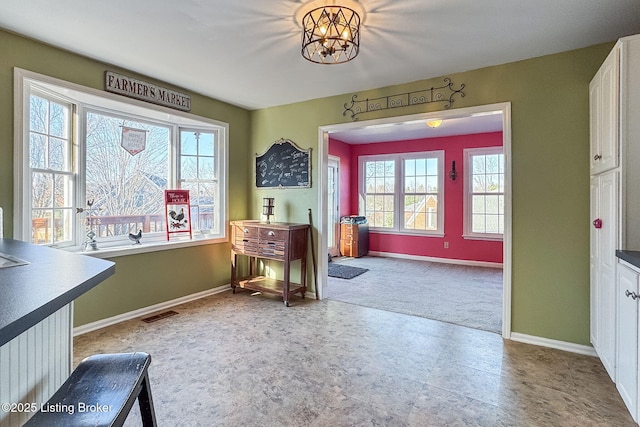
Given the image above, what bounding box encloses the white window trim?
[14,68,229,257]
[358,151,445,237]
[463,146,504,241]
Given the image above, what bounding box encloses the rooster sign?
[164,190,192,240]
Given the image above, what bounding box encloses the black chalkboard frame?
[255,138,312,189]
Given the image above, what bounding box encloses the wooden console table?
[230,221,309,306]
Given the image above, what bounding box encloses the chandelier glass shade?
[301,6,360,64]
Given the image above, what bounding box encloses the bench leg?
[138,372,157,427]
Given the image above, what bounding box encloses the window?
[360,151,444,235]
[464,147,504,239]
[15,70,228,253]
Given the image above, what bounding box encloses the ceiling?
[2,0,639,141]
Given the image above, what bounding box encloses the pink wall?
[328,138,353,218]
[329,132,503,264]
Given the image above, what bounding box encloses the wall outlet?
[444,241,449,249]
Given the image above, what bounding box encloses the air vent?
[141,310,178,323]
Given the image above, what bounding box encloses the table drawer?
[259,227,288,241]
[234,224,258,238]
[234,237,259,255]
[259,241,286,259]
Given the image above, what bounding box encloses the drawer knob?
[268,230,275,236]
[243,228,250,233]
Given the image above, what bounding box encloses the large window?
[360,151,444,235]
[16,70,228,253]
[464,146,504,239]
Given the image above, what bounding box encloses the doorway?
[327,155,340,258]
[316,103,512,338]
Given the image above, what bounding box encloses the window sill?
[369,229,445,238]
[64,234,228,259]
[462,234,503,242]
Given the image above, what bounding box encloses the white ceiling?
[1,0,639,141]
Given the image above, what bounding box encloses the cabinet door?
[590,177,601,346]
[590,47,619,175]
[617,262,638,422]
[591,171,619,380]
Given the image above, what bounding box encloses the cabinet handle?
[625,290,639,300]
[594,154,602,161]
[268,230,275,236]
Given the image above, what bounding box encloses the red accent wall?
[328,138,353,218]
[329,132,503,264]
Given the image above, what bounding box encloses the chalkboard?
[255,139,311,188]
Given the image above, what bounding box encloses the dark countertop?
[0,239,115,347]
[616,250,640,270]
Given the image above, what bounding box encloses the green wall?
[0,27,617,344]
[250,42,614,345]
[0,30,251,326]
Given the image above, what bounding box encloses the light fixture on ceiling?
[301,5,360,64]
[426,119,443,128]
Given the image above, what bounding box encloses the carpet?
[326,256,503,334]
[328,263,369,279]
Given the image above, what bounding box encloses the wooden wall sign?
[255,139,311,188]
[105,71,191,112]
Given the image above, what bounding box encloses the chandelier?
[301,6,361,64]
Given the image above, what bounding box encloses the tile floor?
[74,290,635,426]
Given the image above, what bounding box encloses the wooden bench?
[24,352,157,426]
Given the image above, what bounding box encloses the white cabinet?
[589,47,619,175]
[590,34,640,424]
[590,171,619,379]
[617,261,639,422]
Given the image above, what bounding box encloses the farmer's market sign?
[105,71,191,112]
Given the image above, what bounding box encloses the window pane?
[473,176,486,192]
[49,137,68,171]
[30,134,46,169]
[32,172,53,208]
[384,177,394,192]
[405,159,415,176]
[486,215,500,233]
[54,174,73,208]
[54,208,73,243]
[486,155,500,173]
[198,132,215,156]
[487,174,500,192]
[50,102,68,138]
[199,157,215,180]
[181,132,198,155]
[486,195,500,214]
[29,95,47,134]
[426,158,438,175]
[181,156,198,180]
[473,156,485,174]
[32,210,52,244]
[85,111,170,238]
[366,177,375,193]
[426,176,438,192]
[472,214,486,233]
[472,195,485,214]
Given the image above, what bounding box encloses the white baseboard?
[73,285,232,336]
[509,332,598,357]
[367,251,503,269]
